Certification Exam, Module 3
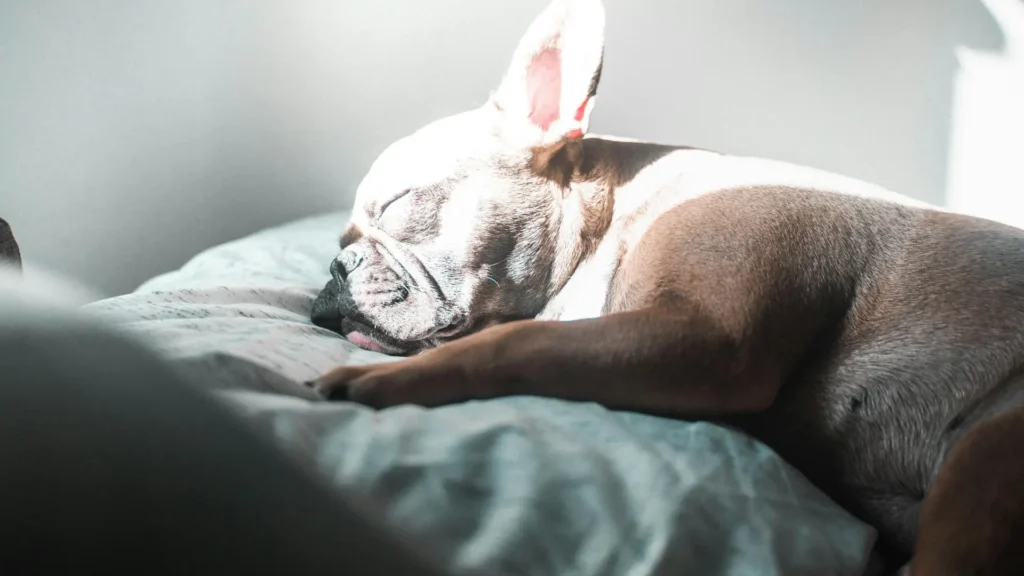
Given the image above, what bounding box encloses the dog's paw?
[307,359,466,409]
[306,365,392,407]
[304,366,368,401]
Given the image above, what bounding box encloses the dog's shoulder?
[544,143,944,322]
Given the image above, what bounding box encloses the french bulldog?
[310,0,1024,572]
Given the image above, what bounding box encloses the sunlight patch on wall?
[945,0,1024,228]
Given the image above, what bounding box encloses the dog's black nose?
[311,278,343,330]
[315,249,364,333]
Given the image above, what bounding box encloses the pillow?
[85,212,877,576]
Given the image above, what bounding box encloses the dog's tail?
[909,404,1024,575]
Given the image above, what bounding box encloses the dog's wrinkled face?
[313,112,563,355]
[312,0,606,354]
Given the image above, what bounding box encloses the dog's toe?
[304,377,352,402]
[323,383,350,402]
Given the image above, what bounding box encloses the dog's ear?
[491,0,605,150]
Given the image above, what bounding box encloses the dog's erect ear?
[491,0,605,148]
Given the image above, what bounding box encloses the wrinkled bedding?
[84,212,876,576]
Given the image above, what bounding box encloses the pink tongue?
[346,331,387,353]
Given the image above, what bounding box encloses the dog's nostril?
[336,249,364,276]
[329,258,345,282]
[330,250,363,283]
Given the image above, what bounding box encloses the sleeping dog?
[310,0,1024,572]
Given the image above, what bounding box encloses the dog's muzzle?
[311,242,464,356]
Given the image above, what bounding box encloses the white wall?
[945,0,1024,229]
[0,0,1014,296]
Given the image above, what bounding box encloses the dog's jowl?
[310,0,1024,572]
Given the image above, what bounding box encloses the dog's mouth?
[340,318,413,356]
[340,316,467,356]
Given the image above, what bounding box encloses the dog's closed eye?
[376,189,412,221]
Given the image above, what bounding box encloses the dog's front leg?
[311,307,783,416]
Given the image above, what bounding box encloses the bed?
[84,211,877,576]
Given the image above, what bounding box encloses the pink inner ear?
[526,46,562,131]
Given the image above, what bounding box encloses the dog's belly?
[740,353,972,555]
[743,337,1024,559]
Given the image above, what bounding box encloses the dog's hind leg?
[909,402,1024,575]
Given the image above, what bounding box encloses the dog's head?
[313,0,608,355]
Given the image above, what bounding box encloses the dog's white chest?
[537,238,618,321]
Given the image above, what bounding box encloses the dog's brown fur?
[910,404,1024,575]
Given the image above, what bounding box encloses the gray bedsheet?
[78,213,876,576]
